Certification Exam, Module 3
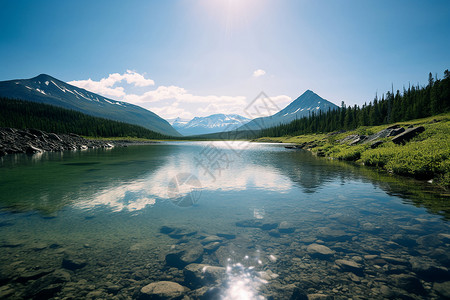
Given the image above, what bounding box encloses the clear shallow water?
[0,142,449,299]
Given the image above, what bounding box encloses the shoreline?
[0,128,133,157]
[253,113,450,190]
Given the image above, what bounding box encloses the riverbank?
[254,113,450,189]
[0,128,115,156]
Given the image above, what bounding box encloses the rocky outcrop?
[338,125,425,146]
[392,126,425,144]
[0,127,112,156]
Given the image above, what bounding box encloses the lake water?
[0,141,449,299]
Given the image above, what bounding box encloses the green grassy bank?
[254,113,450,189]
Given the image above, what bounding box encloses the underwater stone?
[278,221,295,233]
[183,263,225,289]
[306,244,335,260]
[139,281,188,300]
[165,242,204,269]
[62,255,87,271]
[335,259,363,275]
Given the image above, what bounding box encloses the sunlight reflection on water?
[222,261,266,300]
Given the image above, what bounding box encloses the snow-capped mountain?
[0,74,181,136]
[167,117,190,129]
[237,90,338,131]
[171,114,251,136]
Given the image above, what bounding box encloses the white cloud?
[68,70,290,120]
[252,69,266,77]
[68,70,155,98]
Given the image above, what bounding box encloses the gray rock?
[189,286,221,299]
[388,127,405,137]
[339,134,359,144]
[391,274,426,295]
[139,281,188,300]
[306,243,335,260]
[25,144,43,154]
[62,255,87,271]
[392,126,425,144]
[203,242,221,253]
[216,233,236,240]
[23,269,71,299]
[438,233,450,242]
[416,234,443,247]
[380,255,409,266]
[307,293,333,300]
[183,263,226,288]
[410,257,450,282]
[335,259,363,275]
[433,281,450,298]
[16,268,54,283]
[200,235,223,245]
[268,229,281,238]
[370,140,383,149]
[391,234,417,247]
[160,225,175,234]
[166,242,204,269]
[0,285,15,299]
[349,135,366,145]
[278,221,295,233]
[316,227,352,241]
[1,239,24,247]
[167,227,198,239]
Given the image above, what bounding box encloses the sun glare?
[200,0,264,35]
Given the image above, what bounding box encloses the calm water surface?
[0,142,449,299]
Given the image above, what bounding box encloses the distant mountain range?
[0,74,181,136]
[170,114,251,136]
[0,74,338,137]
[237,90,338,131]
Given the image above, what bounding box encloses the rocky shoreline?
[0,128,159,157]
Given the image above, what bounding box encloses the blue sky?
[1,0,449,119]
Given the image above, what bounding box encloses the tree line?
[0,98,170,139]
[259,70,450,137]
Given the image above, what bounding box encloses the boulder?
[62,255,87,271]
[339,134,359,144]
[433,281,450,298]
[410,257,450,282]
[392,126,425,144]
[25,144,43,154]
[316,227,352,241]
[15,268,54,283]
[47,133,63,142]
[349,135,366,145]
[278,221,295,234]
[335,259,363,275]
[306,244,335,260]
[22,269,71,299]
[139,281,188,300]
[388,127,405,137]
[167,227,197,239]
[183,263,226,288]
[165,242,204,269]
[200,235,223,245]
[307,294,333,300]
[370,140,383,149]
[216,233,236,240]
[391,274,426,295]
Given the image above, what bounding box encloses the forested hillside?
[260,70,450,137]
[0,98,170,139]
